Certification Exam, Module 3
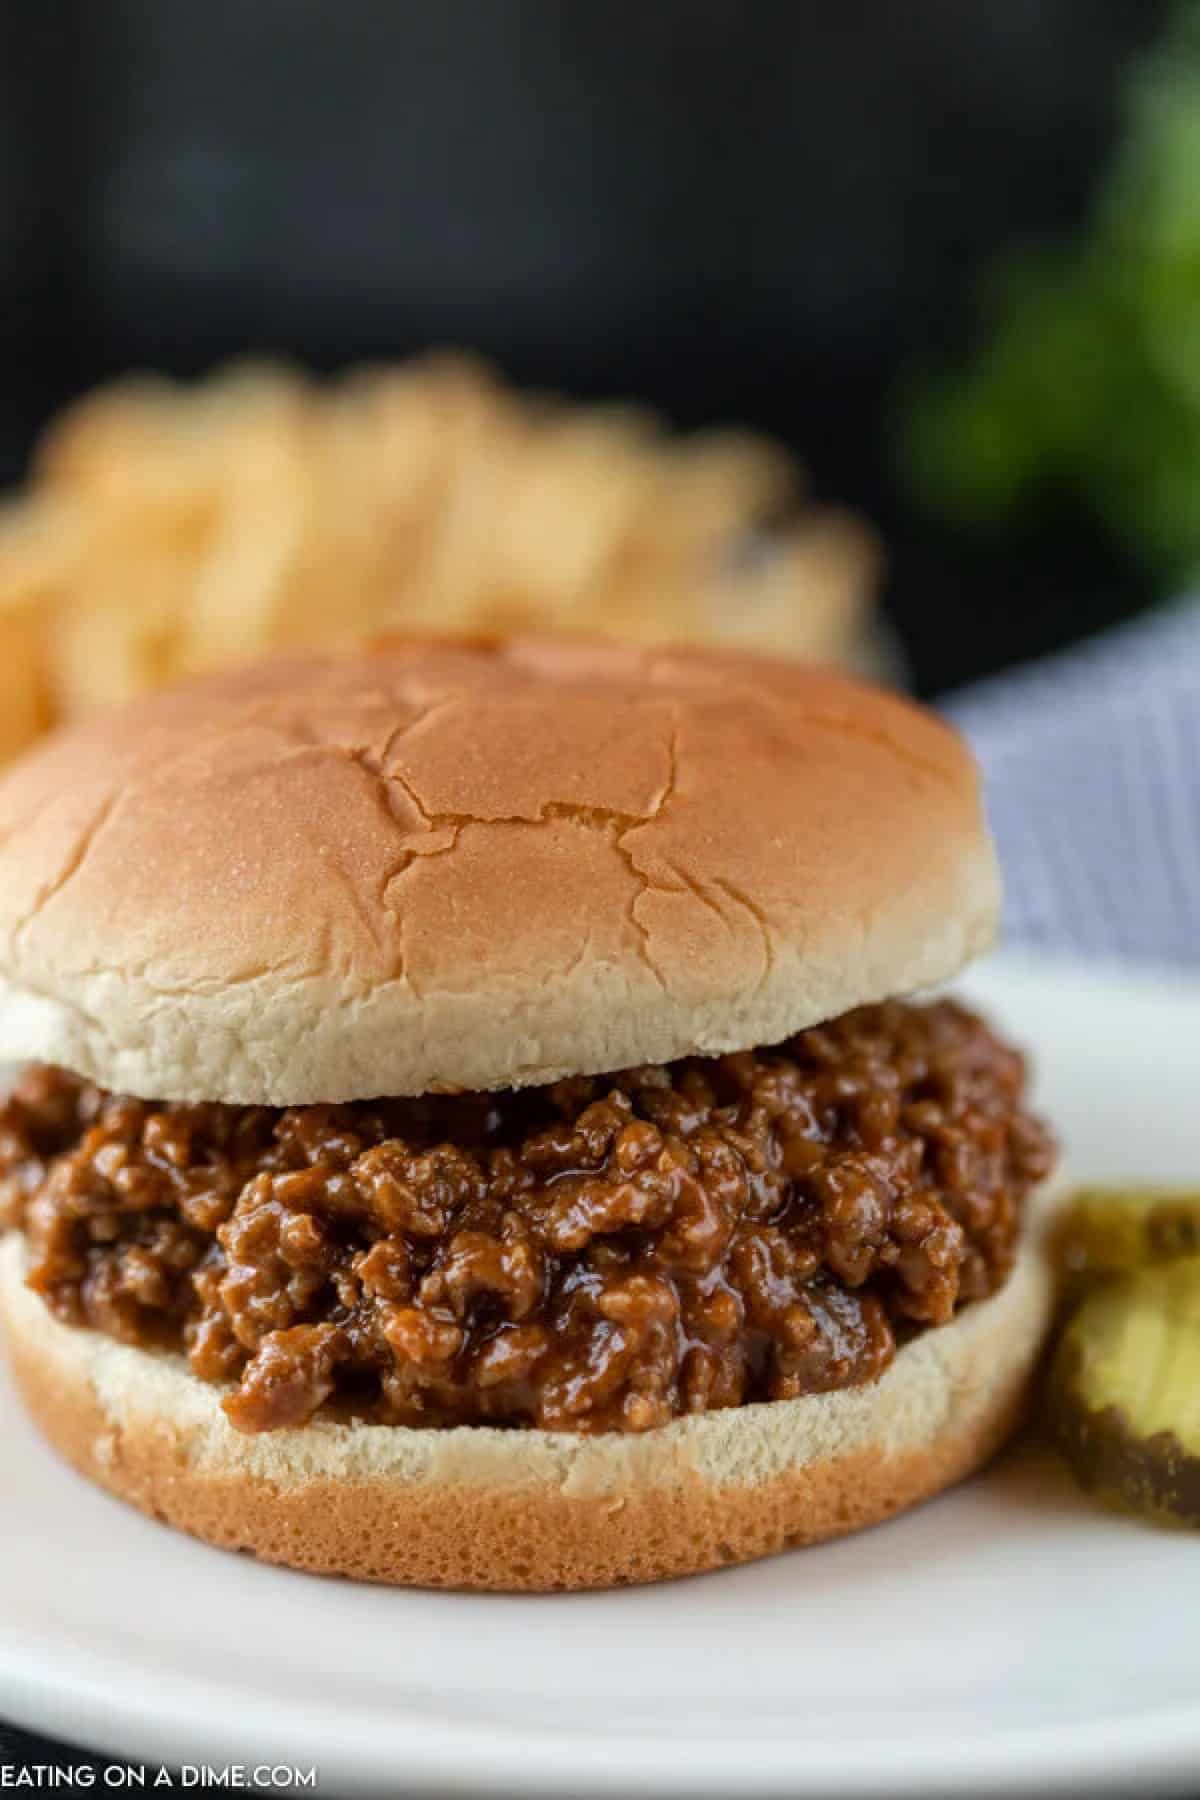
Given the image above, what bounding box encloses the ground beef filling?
[0,1000,1055,1436]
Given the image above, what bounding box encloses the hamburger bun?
[0,637,997,1105]
[0,637,1051,1592]
[0,1200,1056,1591]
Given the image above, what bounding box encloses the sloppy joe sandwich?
[0,637,1057,1589]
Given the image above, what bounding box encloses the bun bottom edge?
[0,1216,1057,1591]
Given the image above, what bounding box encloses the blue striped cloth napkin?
[943,599,1200,969]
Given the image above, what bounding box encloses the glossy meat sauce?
[0,1001,1054,1434]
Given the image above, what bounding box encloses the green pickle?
[1049,1256,1200,1527]
[1054,1186,1200,1280]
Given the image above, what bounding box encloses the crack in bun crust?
[0,639,998,1104]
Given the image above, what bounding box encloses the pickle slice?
[1049,1256,1200,1526]
[1055,1186,1200,1279]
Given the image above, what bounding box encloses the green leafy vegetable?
[899,4,1200,582]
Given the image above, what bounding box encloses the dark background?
[1,0,1169,696]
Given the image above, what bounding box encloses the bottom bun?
[0,1194,1058,1591]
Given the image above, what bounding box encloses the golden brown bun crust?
[0,1206,1054,1591]
[0,638,998,1103]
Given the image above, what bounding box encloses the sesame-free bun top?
[0,638,999,1103]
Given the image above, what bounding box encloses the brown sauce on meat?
[0,1001,1055,1435]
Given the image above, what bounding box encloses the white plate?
[3,951,1200,1798]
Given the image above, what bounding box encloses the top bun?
[0,638,998,1103]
